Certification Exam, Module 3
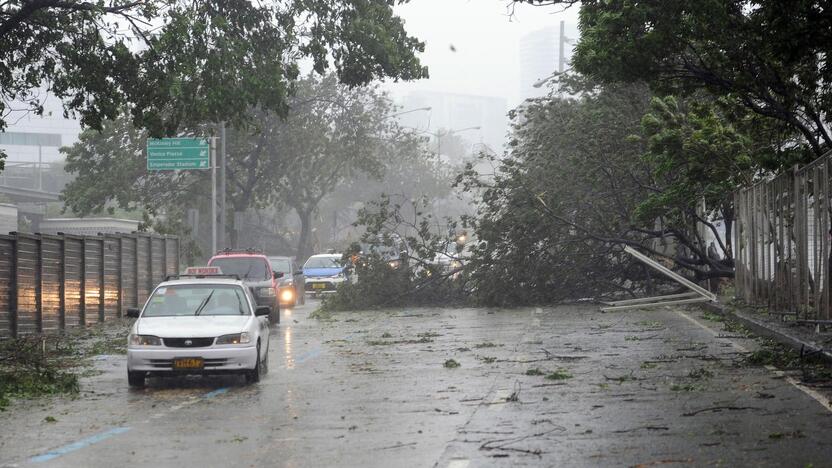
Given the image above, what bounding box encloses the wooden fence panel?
[103,236,120,320]
[0,233,179,338]
[736,151,832,321]
[40,235,63,334]
[150,236,165,286]
[63,236,83,329]
[82,238,103,325]
[165,237,179,277]
[15,234,39,335]
[136,235,151,308]
[120,236,137,311]
[0,235,14,337]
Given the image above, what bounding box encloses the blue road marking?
[295,348,322,364]
[27,387,230,463]
[204,387,229,398]
[29,427,131,463]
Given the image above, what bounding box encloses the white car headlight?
[216,332,251,345]
[280,288,295,302]
[258,287,275,297]
[129,334,162,347]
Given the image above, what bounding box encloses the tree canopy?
[61,73,435,260]
[519,0,831,159]
[0,0,426,138]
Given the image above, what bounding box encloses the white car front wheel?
[246,341,262,384]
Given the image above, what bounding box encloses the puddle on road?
[284,326,294,369]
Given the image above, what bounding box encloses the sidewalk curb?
[698,302,832,364]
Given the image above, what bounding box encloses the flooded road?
[2,302,832,467]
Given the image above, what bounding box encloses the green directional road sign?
[147,137,210,170]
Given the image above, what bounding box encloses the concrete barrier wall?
[0,232,179,338]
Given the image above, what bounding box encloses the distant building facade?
[0,90,82,165]
[0,204,18,234]
[39,218,140,236]
[397,90,507,155]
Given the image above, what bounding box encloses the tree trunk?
[722,204,734,260]
[296,208,314,261]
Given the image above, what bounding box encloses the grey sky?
[385,1,580,107]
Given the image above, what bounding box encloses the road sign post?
[146,136,215,256]
[147,138,210,170]
[219,122,226,251]
[210,138,217,254]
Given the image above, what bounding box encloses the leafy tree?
[319,131,452,240]
[1,0,426,140]
[459,79,656,304]
[61,74,426,261]
[61,113,200,217]
[61,112,211,259]
[321,194,469,311]
[221,73,397,259]
[519,0,831,158]
[633,95,760,276]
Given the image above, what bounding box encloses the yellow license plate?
[312,283,327,289]
[173,358,204,369]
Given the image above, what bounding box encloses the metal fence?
[0,232,179,338]
[735,151,832,322]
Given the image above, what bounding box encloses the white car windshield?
[304,256,342,268]
[143,284,250,317]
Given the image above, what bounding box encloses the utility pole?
[219,121,227,251]
[211,137,217,254]
[37,146,43,191]
[558,20,566,73]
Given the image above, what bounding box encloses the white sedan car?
[126,277,271,387]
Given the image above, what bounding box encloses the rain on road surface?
[2,301,832,467]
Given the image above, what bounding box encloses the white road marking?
[676,309,832,413]
[676,310,749,352]
[489,388,511,412]
[447,459,470,468]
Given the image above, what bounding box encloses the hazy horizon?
[385,1,580,108]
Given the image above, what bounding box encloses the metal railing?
[734,150,832,322]
[0,232,179,338]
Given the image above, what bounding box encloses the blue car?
[303,254,350,295]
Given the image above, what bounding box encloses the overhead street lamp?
[398,124,482,158]
[436,126,481,159]
[532,68,572,89]
[386,106,432,119]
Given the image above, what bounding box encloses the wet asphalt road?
[2,301,832,467]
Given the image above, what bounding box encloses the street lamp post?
[435,126,481,159]
[386,106,432,119]
[532,68,572,89]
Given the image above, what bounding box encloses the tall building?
[518,22,577,102]
[0,91,82,231]
[0,91,82,165]
[397,90,507,155]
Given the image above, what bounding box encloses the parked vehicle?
[207,250,280,324]
[358,235,410,269]
[268,256,305,307]
[303,253,350,295]
[426,240,471,280]
[126,273,271,387]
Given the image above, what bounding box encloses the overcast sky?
[385,1,580,108]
